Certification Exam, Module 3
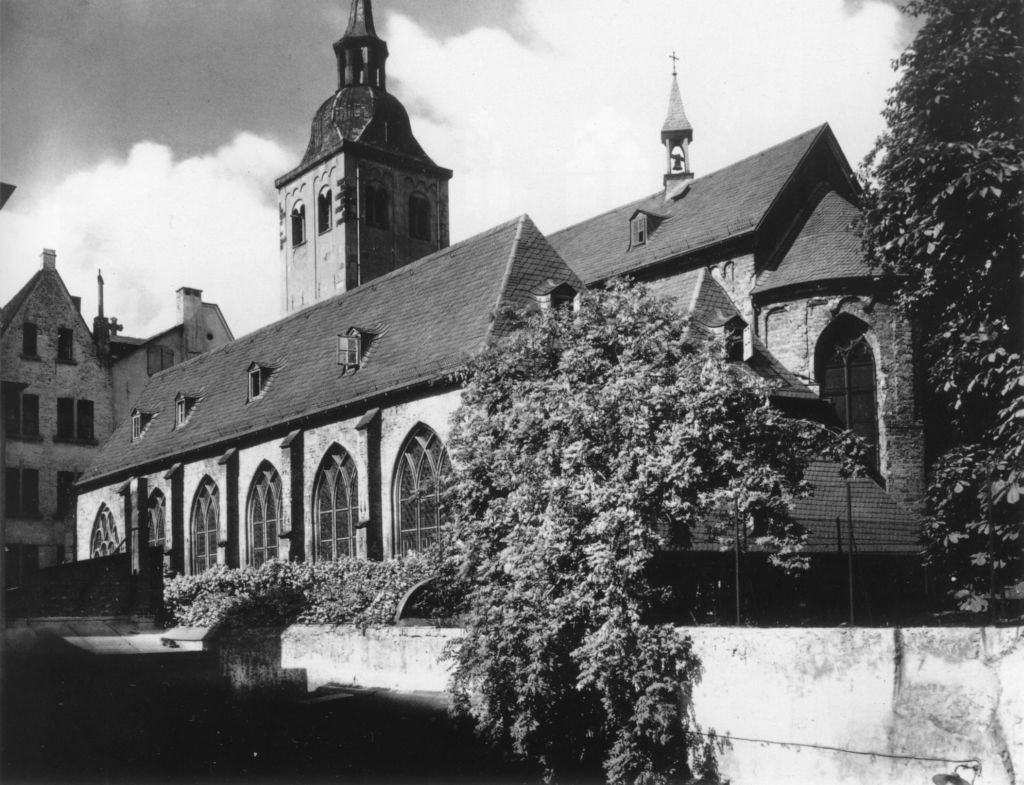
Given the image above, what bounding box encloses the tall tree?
[445,284,860,784]
[860,0,1024,612]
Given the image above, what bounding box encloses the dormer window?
[249,364,265,400]
[131,409,154,442]
[175,393,199,427]
[338,329,362,370]
[630,214,648,247]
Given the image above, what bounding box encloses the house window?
[22,323,38,357]
[631,214,648,247]
[409,193,431,240]
[57,328,74,362]
[147,345,175,375]
[365,183,389,229]
[291,202,306,247]
[338,332,361,369]
[191,478,220,574]
[57,398,75,439]
[5,467,39,517]
[394,425,452,556]
[76,400,94,440]
[816,316,879,468]
[313,445,358,561]
[318,187,333,234]
[91,504,123,558]
[3,387,39,439]
[247,463,282,567]
[149,489,166,548]
[56,471,77,518]
[56,398,94,441]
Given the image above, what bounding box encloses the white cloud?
[387,0,904,240]
[0,133,292,338]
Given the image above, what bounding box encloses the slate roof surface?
[753,191,872,295]
[549,125,828,284]
[691,461,920,554]
[662,78,693,134]
[80,215,582,485]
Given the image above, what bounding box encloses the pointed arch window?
[365,183,389,229]
[318,187,333,234]
[148,489,166,548]
[409,192,431,240]
[247,464,282,566]
[394,425,452,556]
[291,202,306,247]
[816,316,879,468]
[313,446,359,561]
[191,477,220,573]
[91,504,124,558]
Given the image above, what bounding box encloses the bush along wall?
[163,554,438,630]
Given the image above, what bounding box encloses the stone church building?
[74,0,923,598]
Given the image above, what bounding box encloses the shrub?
[163,553,439,630]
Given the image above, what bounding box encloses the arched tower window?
[394,425,452,556]
[247,463,282,567]
[365,183,389,229]
[318,187,333,234]
[91,504,124,558]
[816,315,879,467]
[313,446,359,561]
[148,489,166,548]
[291,202,306,247]
[409,192,431,240]
[191,477,220,573]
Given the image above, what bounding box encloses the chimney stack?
[177,287,204,357]
[41,248,57,271]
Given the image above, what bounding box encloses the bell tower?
[275,0,453,316]
[662,53,694,193]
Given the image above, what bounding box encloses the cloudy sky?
[0,0,918,338]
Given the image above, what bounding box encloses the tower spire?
[334,0,389,91]
[662,62,694,193]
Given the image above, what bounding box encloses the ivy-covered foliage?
[444,283,861,784]
[859,0,1023,612]
[164,554,435,629]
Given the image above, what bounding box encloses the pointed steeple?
[662,69,694,192]
[333,0,389,91]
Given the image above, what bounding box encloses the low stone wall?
[282,625,459,692]
[279,624,1022,785]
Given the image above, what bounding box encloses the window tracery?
[313,446,358,561]
[394,425,451,556]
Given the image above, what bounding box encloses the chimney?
[41,248,57,271]
[177,287,204,357]
[93,270,111,362]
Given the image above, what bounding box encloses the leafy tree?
[444,283,860,784]
[859,0,1024,613]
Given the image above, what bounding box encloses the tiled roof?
[549,125,829,284]
[80,215,582,485]
[753,190,872,295]
[690,461,920,554]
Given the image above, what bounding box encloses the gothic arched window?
[365,183,389,229]
[91,504,123,558]
[318,187,333,234]
[394,425,452,556]
[816,315,879,467]
[247,463,282,567]
[409,192,431,240]
[313,446,359,561]
[291,202,306,247]
[148,489,166,549]
[191,477,220,573]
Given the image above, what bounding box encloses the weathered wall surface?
[276,624,1022,785]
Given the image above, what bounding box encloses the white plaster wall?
[182,456,228,573]
[277,624,1023,785]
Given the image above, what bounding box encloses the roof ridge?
[488,215,529,339]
